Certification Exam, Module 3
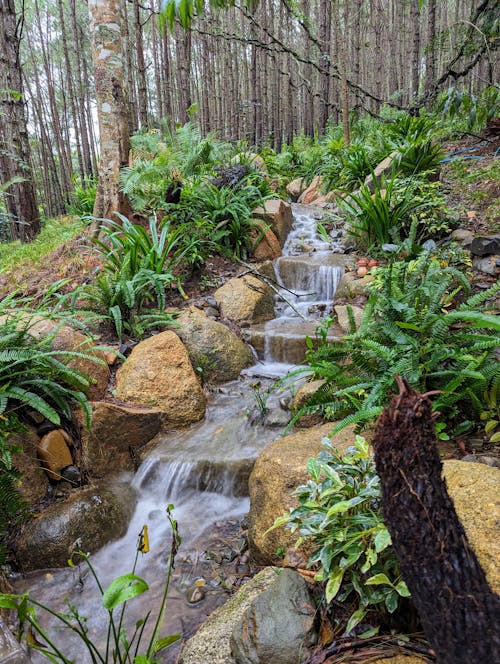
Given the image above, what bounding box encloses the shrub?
[68,179,97,216]
[295,252,500,436]
[273,435,409,635]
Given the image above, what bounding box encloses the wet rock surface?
[230,568,317,664]
[214,275,275,325]
[14,482,136,571]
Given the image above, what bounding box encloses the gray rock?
[470,235,500,256]
[450,228,474,247]
[363,152,397,192]
[0,619,29,663]
[472,255,500,276]
[14,482,136,571]
[230,569,317,664]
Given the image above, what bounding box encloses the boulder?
[248,423,359,565]
[334,304,364,333]
[252,199,293,247]
[230,568,317,663]
[14,482,136,571]
[80,401,163,477]
[214,276,275,325]
[335,272,374,300]
[11,429,49,504]
[179,568,278,664]
[115,331,206,426]
[443,460,499,593]
[291,380,325,428]
[249,223,282,261]
[286,177,306,201]
[470,235,500,256]
[313,191,337,207]
[37,429,74,481]
[298,176,323,205]
[28,319,110,400]
[364,151,397,192]
[174,310,254,383]
[253,260,277,283]
[0,618,29,663]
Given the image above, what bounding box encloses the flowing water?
[12,204,347,663]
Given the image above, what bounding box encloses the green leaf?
[0,594,22,609]
[325,569,344,603]
[307,457,321,481]
[102,574,149,610]
[374,528,392,552]
[345,607,366,634]
[365,573,393,587]
[395,580,411,597]
[385,590,399,613]
[152,633,182,653]
[489,431,500,443]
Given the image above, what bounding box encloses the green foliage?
[274,436,409,634]
[436,85,500,134]
[84,215,182,340]
[0,507,182,663]
[68,180,97,216]
[339,174,419,251]
[296,253,500,436]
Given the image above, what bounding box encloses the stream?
[12,203,348,663]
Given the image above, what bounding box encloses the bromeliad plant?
[0,506,181,663]
[272,435,409,635]
[294,251,500,436]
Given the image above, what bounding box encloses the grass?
[0,215,86,273]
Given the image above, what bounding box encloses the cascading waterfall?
[12,203,346,663]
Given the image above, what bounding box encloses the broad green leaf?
[102,574,149,610]
[345,607,366,634]
[365,572,393,586]
[374,528,392,552]
[0,594,22,609]
[325,569,344,603]
[307,457,321,481]
[385,590,399,613]
[395,581,411,597]
[489,431,500,443]
[359,626,380,638]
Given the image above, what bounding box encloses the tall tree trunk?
[333,0,349,145]
[133,0,149,128]
[424,0,437,99]
[0,0,40,242]
[88,0,130,220]
[410,0,421,103]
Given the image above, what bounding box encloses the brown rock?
[81,402,163,477]
[335,272,374,300]
[364,151,397,192]
[11,429,49,503]
[115,331,206,426]
[286,177,307,201]
[248,423,359,565]
[175,310,254,383]
[443,460,500,593]
[249,222,282,261]
[334,304,364,333]
[28,319,110,400]
[214,275,275,325]
[372,657,426,664]
[37,429,74,481]
[252,199,293,247]
[313,191,337,207]
[291,379,325,428]
[298,176,323,204]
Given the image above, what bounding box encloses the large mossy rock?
[248,423,359,565]
[11,428,49,504]
[179,568,278,664]
[230,568,317,663]
[252,199,293,247]
[174,310,254,383]
[14,482,136,571]
[214,275,275,325]
[115,331,206,426]
[443,460,500,593]
[29,318,111,400]
[80,401,163,477]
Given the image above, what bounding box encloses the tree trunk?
[0,0,40,242]
[88,0,130,221]
[133,0,149,129]
[373,377,500,664]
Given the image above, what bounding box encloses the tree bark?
[88,0,130,221]
[373,377,500,664]
[0,0,40,242]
